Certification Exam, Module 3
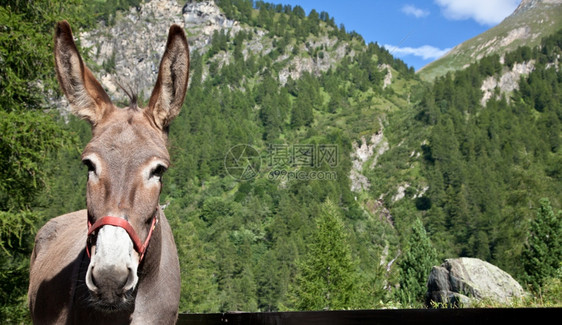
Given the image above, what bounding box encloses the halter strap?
[86,213,158,262]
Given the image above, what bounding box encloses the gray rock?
[63,0,239,110]
[426,257,526,307]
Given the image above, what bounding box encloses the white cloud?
[435,0,519,25]
[401,4,430,18]
[383,44,451,60]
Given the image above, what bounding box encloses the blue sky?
[274,0,521,71]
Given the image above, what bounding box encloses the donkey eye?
[150,165,167,179]
[82,159,97,175]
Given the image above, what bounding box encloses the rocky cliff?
[58,0,370,112]
[77,0,238,105]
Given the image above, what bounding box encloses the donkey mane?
[115,80,139,111]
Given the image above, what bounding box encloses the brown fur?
[28,21,189,324]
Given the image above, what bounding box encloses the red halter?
[86,213,158,262]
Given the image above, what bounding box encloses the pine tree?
[170,216,220,313]
[0,2,85,322]
[522,198,562,292]
[397,218,438,306]
[288,200,359,310]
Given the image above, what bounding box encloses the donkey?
[28,21,189,324]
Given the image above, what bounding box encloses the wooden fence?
[178,308,560,325]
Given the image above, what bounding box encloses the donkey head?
[54,21,189,310]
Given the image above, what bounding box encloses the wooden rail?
[178,308,560,325]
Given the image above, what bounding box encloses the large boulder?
[426,257,526,307]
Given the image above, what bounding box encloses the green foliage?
[396,219,438,305]
[0,1,87,321]
[286,200,361,310]
[290,73,317,128]
[0,0,85,112]
[522,198,562,292]
[504,45,533,68]
[538,266,562,306]
[0,111,69,211]
[36,115,90,218]
[0,211,35,255]
[0,211,35,323]
[167,210,221,313]
[394,30,562,277]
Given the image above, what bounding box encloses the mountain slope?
[418,0,562,81]
[42,0,420,312]
[32,0,562,314]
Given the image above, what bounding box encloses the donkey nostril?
[85,264,99,292]
[122,267,138,292]
[90,268,98,287]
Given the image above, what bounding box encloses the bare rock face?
[426,257,526,307]
[349,127,388,192]
[480,60,535,106]
[77,0,238,104]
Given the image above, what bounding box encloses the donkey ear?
[147,25,190,130]
[54,21,113,125]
